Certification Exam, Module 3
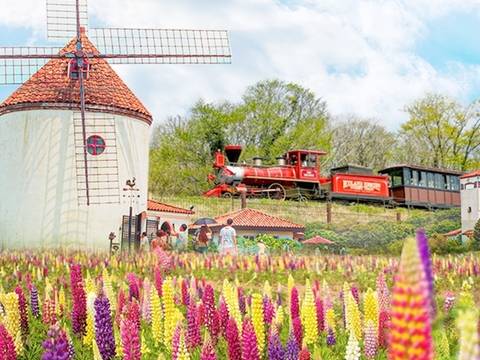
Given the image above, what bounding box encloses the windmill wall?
[0,109,150,250]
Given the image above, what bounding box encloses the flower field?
[0,231,479,359]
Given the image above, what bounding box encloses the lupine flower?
[290,287,300,321]
[14,286,28,338]
[241,319,260,360]
[315,296,324,334]
[30,285,40,318]
[364,320,377,359]
[457,309,480,360]
[42,297,57,326]
[292,315,303,348]
[251,293,265,352]
[326,327,336,346]
[83,293,96,347]
[301,279,318,345]
[274,305,284,329]
[443,291,455,314]
[141,278,151,323]
[172,325,181,360]
[186,300,201,350]
[226,317,242,360]
[120,303,141,360]
[163,278,176,347]
[345,290,362,340]
[263,296,275,325]
[70,264,87,336]
[363,288,378,329]
[416,229,435,317]
[42,325,70,360]
[200,337,216,360]
[222,280,242,330]
[435,326,450,360]
[0,323,17,360]
[150,287,163,345]
[345,330,361,360]
[268,329,285,360]
[285,332,299,360]
[388,237,434,360]
[2,292,21,352]
[299,346,311,360]
[218,299,230,335]
[203,284,220,342]
[94,294,116,360]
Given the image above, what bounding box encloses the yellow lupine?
[363,288,378,329]
[263,280,272,299]
[1,292,22,354]
[222,280,242,330]
[346,291,362,340]
[162,278,175,347]
[275,305,284,328]
[325,308,336,333]
[301,279,318,345]
[151,287,163,345]
[251,293,265,352]
[83,292,96,347]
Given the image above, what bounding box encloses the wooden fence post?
[326,202,332,224]
[396,211,401,223]
[241,191,247,209]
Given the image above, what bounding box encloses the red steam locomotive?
[204,145,390,202]
[204,145,462,208]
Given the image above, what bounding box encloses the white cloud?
[1,0,480,128]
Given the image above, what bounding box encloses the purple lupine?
[15,286,29,337]
[70,264,87,336]
[241,319,260,360]
[416,229,436,317]
[30,284,40,318]
[292,316,302,348]
[263,296,275,325]
[200,337,217,360]
[187,301,201,350]
[285,332,299,360]
[94,294,116,360]
[326,328,336,346]
[290,287,300,320]
[226,317,242,360]
[351,285,360,304]
[42,325,71,360]
[268,330,285,360]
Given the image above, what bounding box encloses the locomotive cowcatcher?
[204,145,391,202]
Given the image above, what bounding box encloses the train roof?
[379,164,463,176]
[286,149,327,155]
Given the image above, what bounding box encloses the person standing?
[219,218,237,256]
[175,224,188,252]
[195,225,211,254]
[139,232,150,253]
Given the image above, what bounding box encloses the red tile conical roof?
[0,32,152,124]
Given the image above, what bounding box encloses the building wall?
[461,176,480,233]
[146,211,193,233]
[0,109,150,250]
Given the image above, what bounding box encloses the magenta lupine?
[30,285,40,318]
[218,299,230,336]
[154,266,163,297]
[200,337,217,360]
[172,325,182,360]
[315,296,324,333]
[203,284,220,341]
[292,316,303,348]
[378,310,389,348]
[0,324,17,360]
[226,317,242,360]
[242,319,260,360]
[15,286,29,337]
[70,264,87,336]
[186,301,201,350]
[238,287,246,315]
[42,325,70,360]
[290,287,300,320]
[268,330,285,360]
[115,289,126,328]
[263,296,275,325]
[127,273,140,301]
[120,303,141,360]
[285,332,299,360]
[181,279,189,306]
[351,285,360,304]
[94,294,116,360]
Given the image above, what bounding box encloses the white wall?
[461,176,480,233]
[0,109,150,250]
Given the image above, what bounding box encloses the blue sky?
[0,0,479,129]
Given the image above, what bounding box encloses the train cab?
[285,150,326,182]
[379,165,462,208]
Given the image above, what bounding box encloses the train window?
[427,172,435,188]
[435,173,445,190]
[391,170,403,187]
[410,170,419,186]
[419,171,427,187]
[450,176,460,191]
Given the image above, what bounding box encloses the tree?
[329,116,396,170]
[398,94,480,171]
[473,218,480,251]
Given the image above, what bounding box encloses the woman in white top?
[219,218,237,255]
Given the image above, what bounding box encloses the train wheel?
[268,183,286,201]
[222,192,233,199]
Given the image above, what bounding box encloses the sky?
[0,0,479,129]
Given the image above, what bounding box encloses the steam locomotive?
[204,145,462,208]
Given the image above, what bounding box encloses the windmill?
[0,0,231,206]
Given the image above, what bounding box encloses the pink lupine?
[0,324,16,360]
[364,320,378,359]
[203,284,220,341]
[292,316,303,348]
[187,301,201,350]
[263,296,275,325]
[218,299,230,336]
[242,319,260,360]
[315,296,324,333]
[120,305,141,360]
[172,325,181,360]
[70,264,87,335]
[200,337,217,360]
[226,317,242,360]
[299,346,311,360]
[181,279,189,306]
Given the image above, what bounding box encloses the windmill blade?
[89,28,231,64]
[47,0,88,40]
[0,46,62,84]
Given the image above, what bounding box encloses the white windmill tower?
[0,0,231,251]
